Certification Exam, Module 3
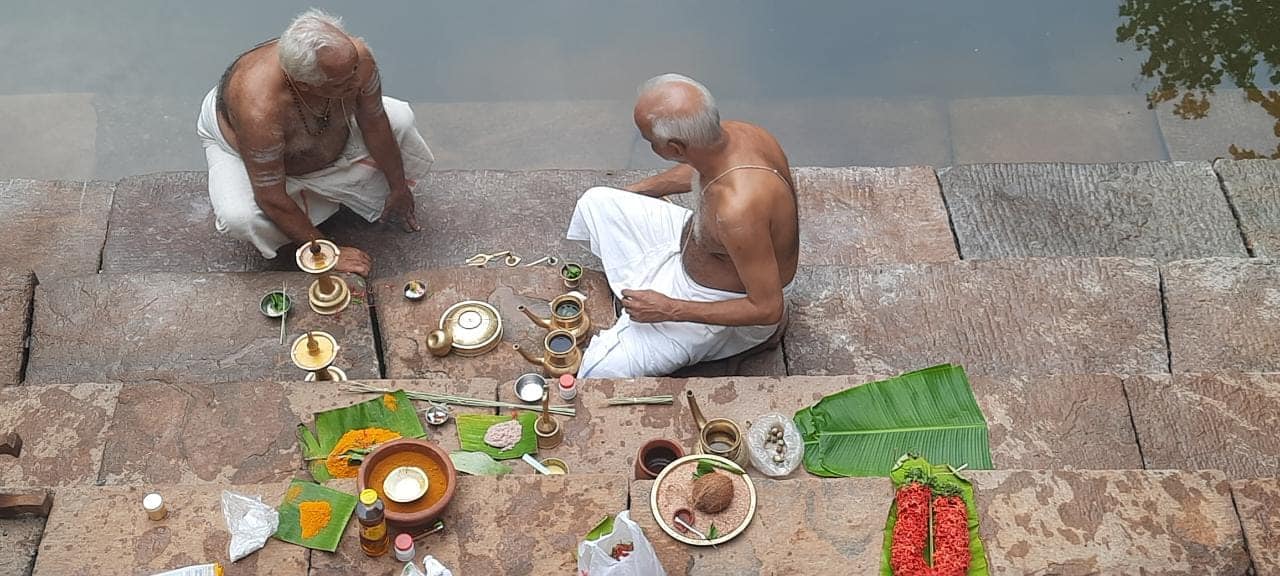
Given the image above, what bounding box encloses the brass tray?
[440,300,502,357]
[649,454,756,546]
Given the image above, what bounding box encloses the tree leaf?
[449,451,513,476]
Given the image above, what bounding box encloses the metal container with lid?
[438,300,502,357]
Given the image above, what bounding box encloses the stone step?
[1164,258,1280,373]
[0,272,33,385]
[1216,159,1280,258]
[0,178,114,279]
[22,272,380,385]
[940,162,1247,261]
[15,471,1260,575]
[99,166,959,275]
[785,257,1168,376]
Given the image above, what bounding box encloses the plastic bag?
[221,490,279,562]
[746,413,803,477]
[149,564,222,576]
[401,562,426,576]
[577,511,666,576]
[422,556,454,576]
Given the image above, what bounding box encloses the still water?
[1,1,1276,178]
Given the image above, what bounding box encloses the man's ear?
[668,139,687,158]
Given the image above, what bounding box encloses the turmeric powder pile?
[381,393,398,411]
[285,484,303,503]
[298,500,332,540]
[325,427,401,478]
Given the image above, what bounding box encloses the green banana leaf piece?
[274,480,358,552]
[794,364,992,477]
[298,390,426,482]
[879,455,989,575]
[450,451,514,476]
[457,412,538,460]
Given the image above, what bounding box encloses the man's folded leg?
[578,313,699,378]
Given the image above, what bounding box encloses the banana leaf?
[274,479,357,552]
[297,390,425,482]
[879,455,989,575]
[450,451,514,476]
[457,412,538,460]
[793,364,991,477]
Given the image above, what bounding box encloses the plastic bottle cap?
[394,533,413,550]
[142,493,163,511]
[558,374,575,389]
[359,489,379,506]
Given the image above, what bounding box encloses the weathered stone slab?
[0,271,34,385]
[671,346,786,378]
[34,483,308,576]
[971,470,1249,574]
[412,100,635,170]
[93,91,207,180]
[375,267,615,382]
[497,378,687,475]
[948,94,1167,164]
[0,517,44,576]
[100,172,291,273]
[681,373,1140,473]
[784,259,1167,376]
[312,474,628,575]
[324,169,649,274]
[1164,258,1280,372]
[940,162,1246,261]
[1216,159,1280,257]
[286,379,497,454]
[1127,373,1280,477]
[791,167,957,264]
[1231,478,1280,575]
[0,383,118,487]
[25,272,379,384]
[1158,90,1280,161]
[0,93,96,180]
[0,178,115,278]
[98,381,301,485]
[630,477,889,574]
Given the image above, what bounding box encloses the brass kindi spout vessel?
[516,293,591,346]
[513,329,581,377]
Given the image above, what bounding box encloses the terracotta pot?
[357,438,457,529]
[635,439,685,480]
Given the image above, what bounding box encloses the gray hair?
[638,73,722,148]
[278,8,348,85]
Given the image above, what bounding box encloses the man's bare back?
[681,120,799,294]
[217,39,368,175]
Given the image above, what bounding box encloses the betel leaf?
[879,455,989,576]
[585,515,616,542]
[707,523,720,540]
[449,451,514,476]
[692,458,745,479]
[793,364,992,477]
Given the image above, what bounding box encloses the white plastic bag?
[422,556,454,576]
[576,511,666,576]
[221,490,279,562]
[149,565,221,576]
[747,413,803,477]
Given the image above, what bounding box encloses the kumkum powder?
[325,427,402,478]
[381,393,398,411]
[298,500,332,540]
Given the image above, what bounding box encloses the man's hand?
[620,289,679,323]
[333,246,373,277]
[378,188,421,232]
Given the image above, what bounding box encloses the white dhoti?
[567,187,780,378]
[196,87,435,259]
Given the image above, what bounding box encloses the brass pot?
[438,301,502,357]
[514,329,581,377]
[517,293,591,345]
[686,390,747,467]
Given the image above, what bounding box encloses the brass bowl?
[439,301,502,357]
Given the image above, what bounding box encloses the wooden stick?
[0,491,52,518]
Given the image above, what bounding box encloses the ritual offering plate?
[290,331,339,372]
[404,280,427,301]
[650,454,756,546]
[358,438,457,529]
[438,300,502,357]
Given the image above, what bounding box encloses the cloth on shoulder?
[566,186,783,378]
[196,87,434,259]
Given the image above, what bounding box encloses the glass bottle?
[356,488,389,557]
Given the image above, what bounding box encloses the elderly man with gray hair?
[567,73,798,377]
[197,9,434,275]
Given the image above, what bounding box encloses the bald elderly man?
[568,74,798,377]
[197,9,433,275]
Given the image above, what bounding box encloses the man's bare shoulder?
[225,54,286,127]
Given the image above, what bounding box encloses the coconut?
[690,471,735,513]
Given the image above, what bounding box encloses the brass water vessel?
[686,390,748,467]
[517,293,591,346]
[513,329,581,377]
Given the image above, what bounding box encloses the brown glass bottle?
[356,489,389,557]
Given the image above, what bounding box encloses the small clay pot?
[635,439,685,480]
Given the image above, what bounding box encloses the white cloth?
[196,86,434,258]
[567,186,780,378]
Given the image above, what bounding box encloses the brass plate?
[291,331,339,371]
[650,454,756,546]
[439,300,502,356]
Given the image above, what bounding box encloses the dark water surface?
[1,1,1276,176]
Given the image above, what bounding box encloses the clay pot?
[635,439,685,480]
[357,438,457,529]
